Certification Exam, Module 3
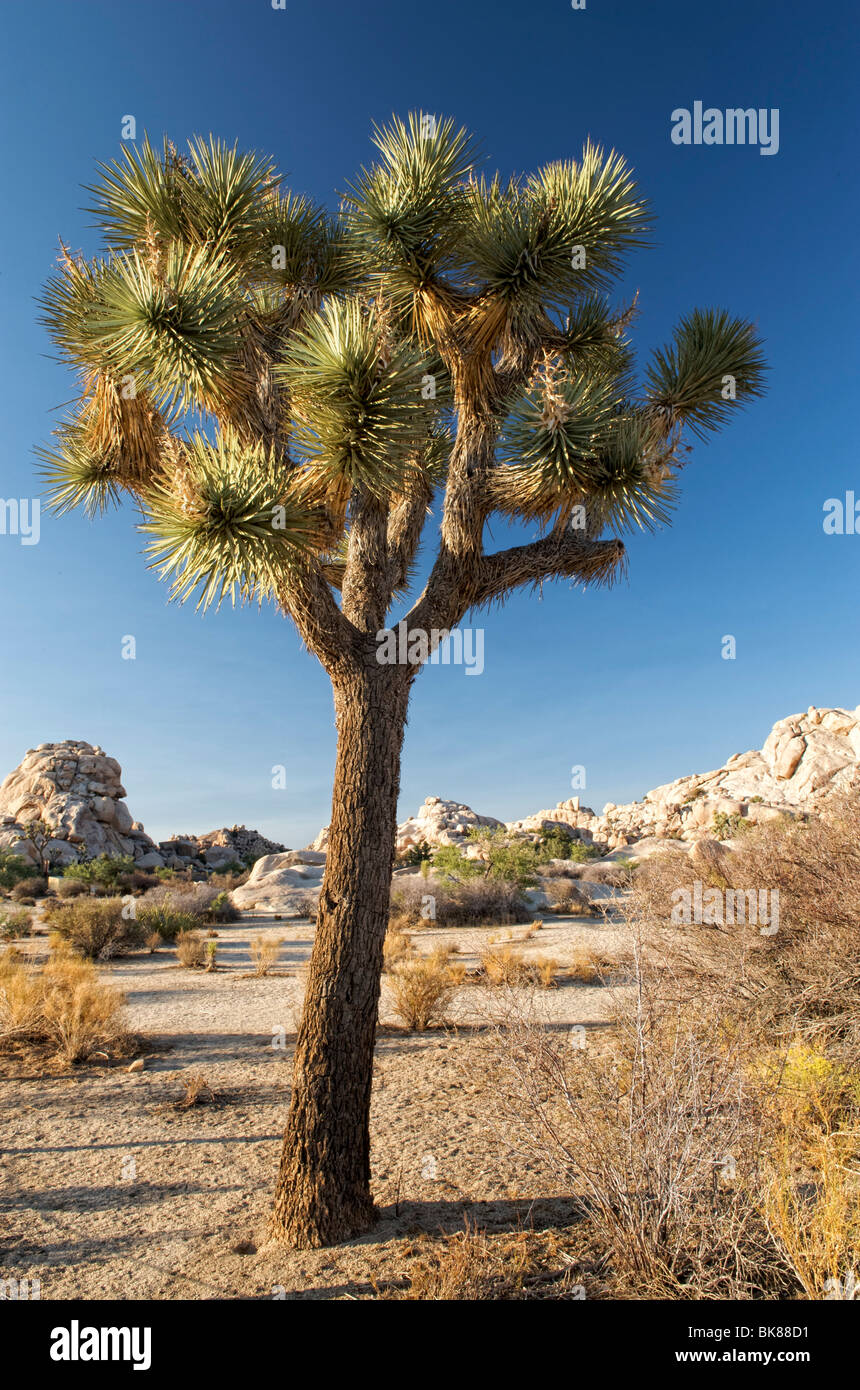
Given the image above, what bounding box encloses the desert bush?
[145,931,163,953]
[383,928,413,972]
[536,831,601,864]
[483,949,786,1297]
[633,797,860,1055]
[176,930,206,968]
[388,948,460,1031]
[10,877,48,902]
[47,897,143,959]
[249,935,283,976]
[480,947,559,989]
[56,877,88,899]
[391,873,526,929]
[294,892,319,922]
[385,1218,583,1300]
[0,951,128,1063]
[209,890,239,923]
[176,1073,217,1108]
[540,875,590,914]
[0,906,32,941]
[63,855,135,889]
[135,902,200,941]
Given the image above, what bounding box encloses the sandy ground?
[0,909,629,1300]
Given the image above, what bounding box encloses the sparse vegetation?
[0,951,130,1063]
[249,935,283,976]
[176,930,206,969]
[388,948,462,1031]
[46,897,143,959]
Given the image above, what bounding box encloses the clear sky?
[0,0,858,847]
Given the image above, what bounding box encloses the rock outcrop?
[231,850,326,913]
[310,796,505,856]
[0,741,156,865]
[0,742,286,871]
[516,705,860,851]
[156,826,286,871]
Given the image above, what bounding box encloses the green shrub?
[712,811,749,842]
[135,902,200,942]
[208,891,239,922]
[48,897,143,959]
[401,839,434,867]
[0,850,37,891]
[63,855,135,889]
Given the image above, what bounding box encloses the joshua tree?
[39,116,765,1246]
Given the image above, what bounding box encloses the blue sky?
[0,0,858,846]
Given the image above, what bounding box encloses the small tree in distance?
[39,115,766,1247]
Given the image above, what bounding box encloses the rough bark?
[272,661,411,1247]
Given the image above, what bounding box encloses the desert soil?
[0,910,629,1300]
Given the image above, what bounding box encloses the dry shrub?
[249,935,283,976]
[46,897,142,959]
[480,947,559,989]
[294,892,319,923]
[632,797,860,1056]
[0,951,128,1063]
[540,876,590,914]
[383,928,413,972]
[391,874,526,929]
[176,1073,216,1109]
[145,931,162,953]
[176,930,206,968]
[482,941,788,1298]
[756,1041,860,1298]
[10,878,47,902]
[384,1218,585,1300]
[56,877,88,899]
[0,906,32,940]
[565,950,611,984]
[388,947,460,1031]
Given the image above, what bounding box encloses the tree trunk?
[272,664,410,1247]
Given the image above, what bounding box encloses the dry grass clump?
[175,1073,217,1109]
[176,930,206,968]
[0,950,130,1064]
[480,947,560,989]
[45,897,142,959]
[383,1218,587,1300]
[391,874,527,929]
[388,947,463,1031]
[249,935,283,976]
[540,876,590,915]
[383,928,414,972]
